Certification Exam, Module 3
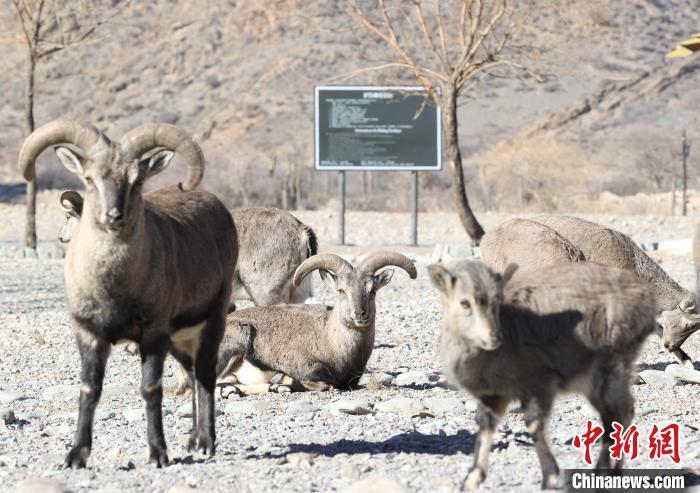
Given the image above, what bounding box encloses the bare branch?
[412,1,448,71]
[434,0,449,65]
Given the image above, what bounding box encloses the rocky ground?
[1,206,700,492]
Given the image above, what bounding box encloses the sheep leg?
[589,366,635,471]
[188,316,225,456]
[462,396,508,491]
[140,339,170,467]
[524,397,559,489]
[64,327,110,469]
[300,363,334,391]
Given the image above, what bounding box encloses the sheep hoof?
[64,445,89,469]
[301,380,331,391]
[462,468,485,491]
[541,472,559,490]
[187,431,215,456]
[147,444,169,468]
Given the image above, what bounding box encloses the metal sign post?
[410,171,418,246]
[314,86,441,246]
[338,170,346,245]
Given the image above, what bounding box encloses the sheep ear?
[139,149,174,180]
[55,146,86,176]
[318,269,337,290]
[498,263,518,288]
[428,264,454,295]
[373,269,394,290]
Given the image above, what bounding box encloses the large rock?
[665,364,700,384]
[638,370,679,387]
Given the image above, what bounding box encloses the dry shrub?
[477,135,606,212]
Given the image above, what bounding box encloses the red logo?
[572,420,604,465]
[572,421,682,465]
[648,423,681,464]
[609,422,640,461]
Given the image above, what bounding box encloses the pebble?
[1,407,16,425]
[283,452,316,468]
[0,390,29,403]
[375,397,433,418]
[637,407,657,418]
[122,408,145,422]
[324,399,373,415]
[423,397,464,415]
[15,478,70,493]
[286,400,320,416]
[224,401,269,415]
[23,247,38,259]
[176,404,192,419]
[393,371,436,387]
[42,383,133,402]
[358,372,394,388]
[464,399,478,412]
[638,369,679,387]
[665,364,700,384]
[341,465,360,480]
[346,476,407,493]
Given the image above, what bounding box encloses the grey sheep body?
[534,214,699,364]
[20,119,236,469]
[480,218,585,272]
[220,304,373,389]
[430,261,656,490]
[215,251,417,390]
[231,207,317,305]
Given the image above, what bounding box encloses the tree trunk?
[24,47,37,249]
[442,83,484,244]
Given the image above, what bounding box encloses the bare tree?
[349,0,542,244]
[10,0,112,248]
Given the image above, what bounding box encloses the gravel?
[0,210,699,492]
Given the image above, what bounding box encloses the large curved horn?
[18,119,105,181]
[359,251,417,279]
[119,123,204,191]
[293,253,354,288]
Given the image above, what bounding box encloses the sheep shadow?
[254,429,476,459]
[636,361,699,371]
